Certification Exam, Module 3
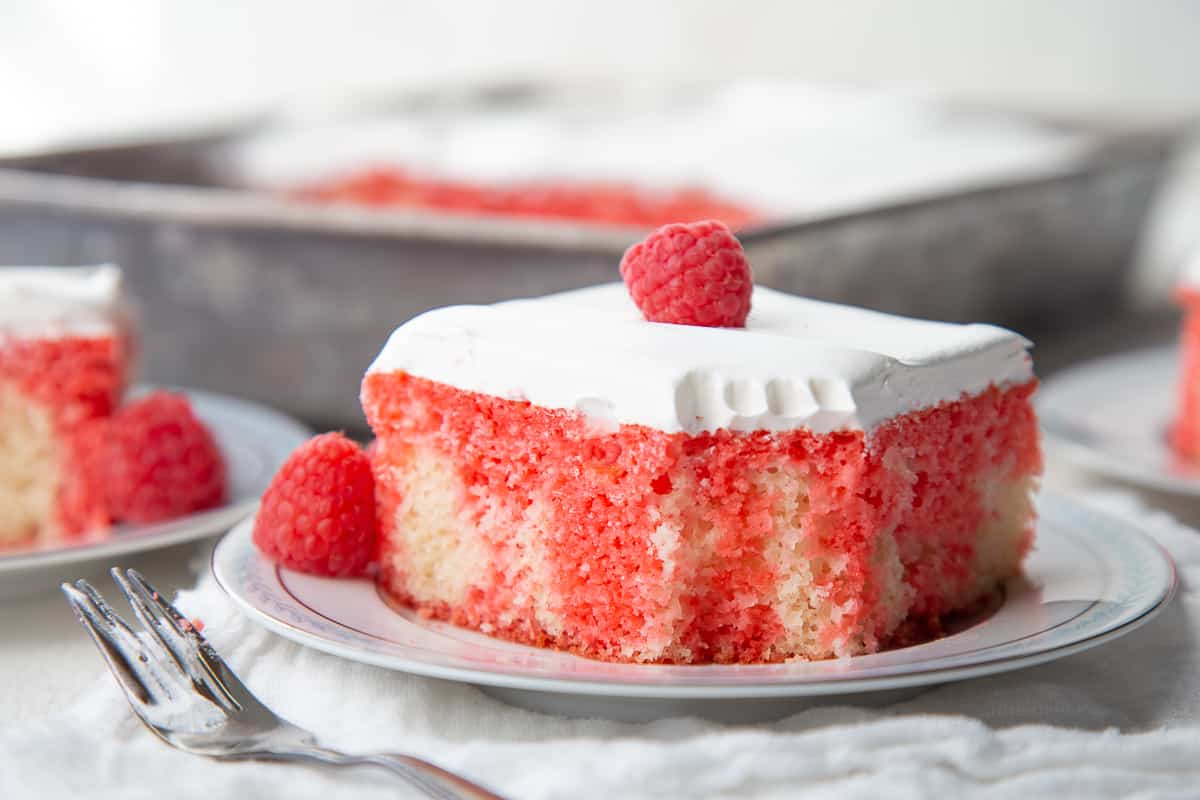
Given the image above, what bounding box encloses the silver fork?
[61,568,507,800]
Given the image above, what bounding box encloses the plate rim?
[212,493,1177,699]
[0,385,311,573]
[1039,345,1200,496]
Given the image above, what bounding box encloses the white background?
[1,0,1198,154]
[3,0,1198,295]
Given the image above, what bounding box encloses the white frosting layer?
[367,284,1034,435]
[0,265,124,337]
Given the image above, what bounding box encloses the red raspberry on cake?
[107,391,227,524]
[619,219,753,327]
[253,432,377,577]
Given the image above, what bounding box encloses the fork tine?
[67,578,506,800]
[125,568,262,711]
[61,582,164,707]
[110,568,239,711]
[73,577,167,665]
[71,579,200,704]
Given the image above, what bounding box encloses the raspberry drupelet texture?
[253,432,377,577]
[619,220,753,327]
[107,392,227,524]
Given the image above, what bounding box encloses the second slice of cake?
[0,266,130,546]
[362,281,1040,664]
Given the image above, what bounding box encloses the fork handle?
[294,747,507,800]
[358,753,506,800]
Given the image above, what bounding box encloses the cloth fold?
[3,490,1199,799]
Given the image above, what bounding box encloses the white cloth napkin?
[3,490,1200,800]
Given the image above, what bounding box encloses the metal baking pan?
[0,91,1177,430]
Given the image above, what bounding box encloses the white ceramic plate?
[0,387,309,576]
[1039,347,1200,495]
[213,494,1175,719]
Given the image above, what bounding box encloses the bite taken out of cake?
[0,266,226,550]
[356,221,1042,664]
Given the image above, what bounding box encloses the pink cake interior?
[0,335,126,546]
[1173,289,1200,462]
[363,371,1041,664]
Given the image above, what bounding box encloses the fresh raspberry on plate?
[107,391,227,524]
[252,432,376,577]
[619,219,753,327]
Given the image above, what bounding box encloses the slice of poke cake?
[0,265,227,550]
[0,266,131,546]
[353,221,1041,664]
